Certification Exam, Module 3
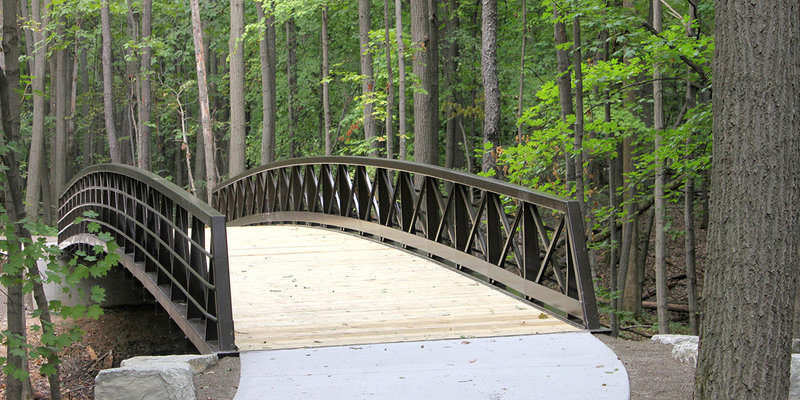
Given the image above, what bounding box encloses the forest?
[5,0,798,398]
[7,0,713,336]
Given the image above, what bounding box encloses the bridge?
[58,157,627,398]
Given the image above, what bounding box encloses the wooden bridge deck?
[227,225,580,351]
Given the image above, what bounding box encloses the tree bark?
[695,1,800,398]
[285,18,297,158]
[651,0,669,334]
[359,0,378,156]
[553,6,574,188]
[101,0,122,163]
[395,0,408,160]
[516,0,526,143]
[137,0,152,170]
[572,15,585,216]
[229,0,246,176]
[411,0,438,165]
[480,0,499,174]
[321,5,332,156]
[24,0,48,221]
[258,1,276,163]
[189,0,216,200]
[383,0,394,159]
[683,2,699,337]
[80,46,91,169]
[444,0,459,168]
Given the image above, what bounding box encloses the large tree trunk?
[411,0,438,165]
[189,0,216,200]
[80,46,91,169]
[395,0,408,160]
[286,18,297,158]
[24,0,48,220]
[383,0,394,159]
[480,0,499,173]
[137,0,152,170]
[101,0,122,163]
[321,5,332,156]
[683,2,699,337]
[695,1,800,398]
[228,0,246,176]
[553,6,574,188]
[359,0,378,156]
[652,0,669,334]
[54,20,67,196]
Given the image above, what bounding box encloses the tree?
[24,0,49,221]
[695,1,799,398]
[359,0,378,156]
[321,4,332,156]
[552,5,574,187]
[138,0,153,170]
[259,0,277,163]
[395,0,408,160]
[101,0,122,163]
[383,0,394,159]
[229,0,246,176]
[411,0,438,165]
[480,0,499,173]
[652,0,669,334]
[190,0,216,200]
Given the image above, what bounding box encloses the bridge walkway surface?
[227,225,628,399]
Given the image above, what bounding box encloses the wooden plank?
[227,225,580,351]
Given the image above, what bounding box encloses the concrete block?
[791,354,800,399]
[651,334,699,346]
[671,342,698,366]
[121,353,218,374]
[95,362,195,400]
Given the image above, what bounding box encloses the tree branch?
[641,21,710,85]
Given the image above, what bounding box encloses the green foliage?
[0,210,119,380]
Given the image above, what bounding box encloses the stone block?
[121,353,218,374]
[671,342,698,366]
[95,362,195,400]
[651,334,699,346]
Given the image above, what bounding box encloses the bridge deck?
[227,225,579,351]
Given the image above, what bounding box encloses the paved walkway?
[234,331,628,399]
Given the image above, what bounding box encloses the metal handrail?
[58,164,235,353]
[213,156,600,330]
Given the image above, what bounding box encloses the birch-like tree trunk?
[189,0,216,200]
[24,0,48,220]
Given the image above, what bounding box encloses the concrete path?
[234,332,629,400]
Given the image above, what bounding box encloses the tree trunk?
[321,5,332,156]
[652,0,669,334]
[572,15,586,216]
[229,0,246,176]
[137,0,152,170]
[24,0,48,220]
[189,0,216,200]
[101,0,122,163]
[683,2,699,337]
[383,0,394,159]
[124,0,139,165]
[444,0,459,168]
[54,31,67,196]
[80,46,91,168]
[480,0,499,174]
[258,1,273,163]
[395,0,408,160]
[286,18,297,158]
[411,0,438,165]
[359,0,378,156]
[516,0,526,143]
[695,2,799,398]
[553,6,574,188]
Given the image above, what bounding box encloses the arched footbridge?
[59,157,626,398]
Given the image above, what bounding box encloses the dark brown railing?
[58,164,235,354]
[213,156,600,329]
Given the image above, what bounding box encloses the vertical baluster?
[521,203,540,282]
[486,192,503,265]
[188,216,207,320]
[172,207,189,303]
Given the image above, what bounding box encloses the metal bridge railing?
[58,164,235,353]
[213,156,600,330]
